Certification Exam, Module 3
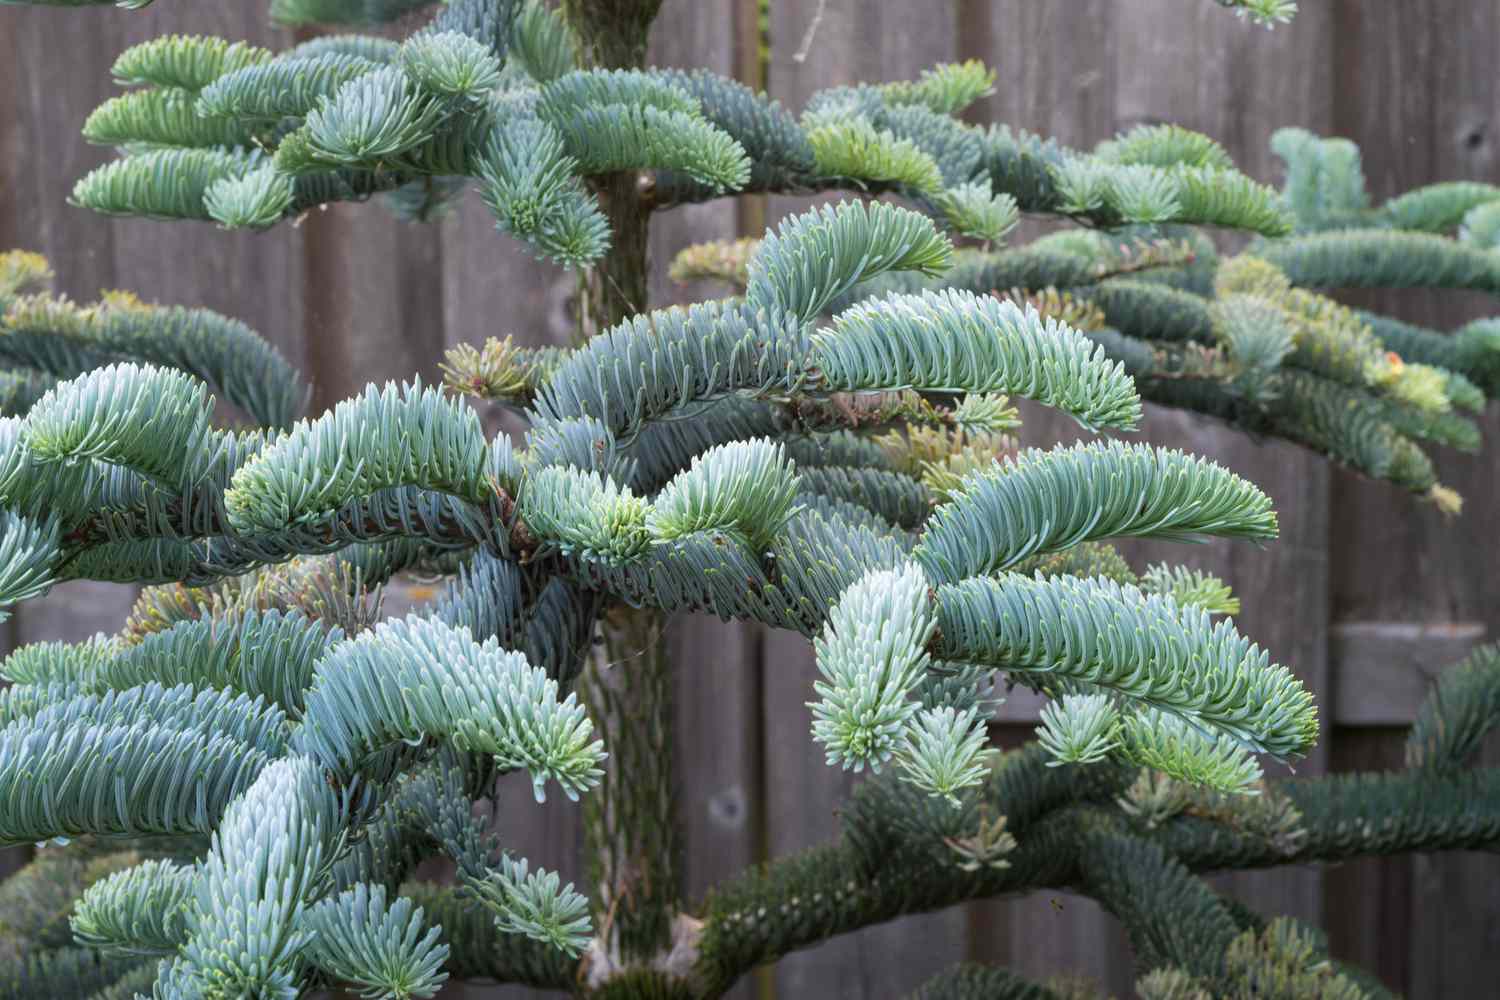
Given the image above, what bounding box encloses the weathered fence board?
[955,3,1139,991]
[1318,4,1500,996]
[0,1,1496,996]
[759,5,973,996]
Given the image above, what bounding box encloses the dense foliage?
[0,1,1495,999]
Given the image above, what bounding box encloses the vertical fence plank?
[0,5,128,295]
[954,3,1140,991]
[1320,729,1413,990]
[959,3,1339,991]
[759,4,968,996]
[1325,3,1500,995]
[648,0,764,924]
[432,140,587,1000]
[0,3,316,653]
[1325,2,1500,646]
[1108,0,1338,972]
[299,204,446,407]
[1403,747,1500,999]
[650,6,768,998]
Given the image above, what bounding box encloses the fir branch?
[400,756,593,955]
[1118,708,1264,794]
[288,35,403,64]
[645,439,801,551]
[880,60,996,117]
[293,615,605,801]
[807,119,945,195]
[302,883,450,999]
[1381,180,1500,232]
[206,164,298,229]
[179,755,344,997]
[1405,643,1500,773]
[815,291,1141,430]
[538,67,698,120]
[0,635,116,688]
[0,251,53,304]
[910,964,1059,1000]
[270,0,438,27]
[810,563,935,776]
[71,859,196,958]
[4,293,307,428]
[71,149,254,222]
[797,464,930,530]
[1269,371,1439,494]
[110,34,273,91]
[913,440,1276,584]
[0,844,141,960]
[197,52,382,123]
[397,882,574,986]
[0,718,270,844]
[20,362,216,486]
[1141,564,1240,615]
[100,609,339,716]
[3,681,288,757]
[746,200,953,322]
[531,297,799,440]
[1269,127,1369,232]
[0,949,145,1000]
[652,69,815,201]
[934,182,1020,244]
[934,573,1318,759]
[475,113,610,267]
[400,29,503,102]
[1078,831,1239,979]
[0,509,60,616]
[1037,693,1122,766]
[521,464,652,563]
[897,705,996,801]
[1096,124,1234,172]
[667,237,757,287]
[1461,200,1500,251]
[509,0,577,84]
[83,89,259,150]
[297,65,453,166]
[1088,279,1217,345]
[224,379,491,534]
[432,548,526,648]
[1256,228,1500,294]
[550,103,750,192]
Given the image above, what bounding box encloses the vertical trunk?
[560,0,664,70]
[579,607,681,968]
[556,2,687,990]
[561,0,665,339]
[575,169,654,340]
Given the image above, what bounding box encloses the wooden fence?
[1,2,1497,996]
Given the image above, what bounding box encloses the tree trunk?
[555,4,692,994]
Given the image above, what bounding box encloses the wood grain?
[759,4,971,996]
[1323,3,1500,995]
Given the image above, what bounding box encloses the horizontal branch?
[692,756,1500,994]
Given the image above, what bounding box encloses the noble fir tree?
[0,2,1496,999]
